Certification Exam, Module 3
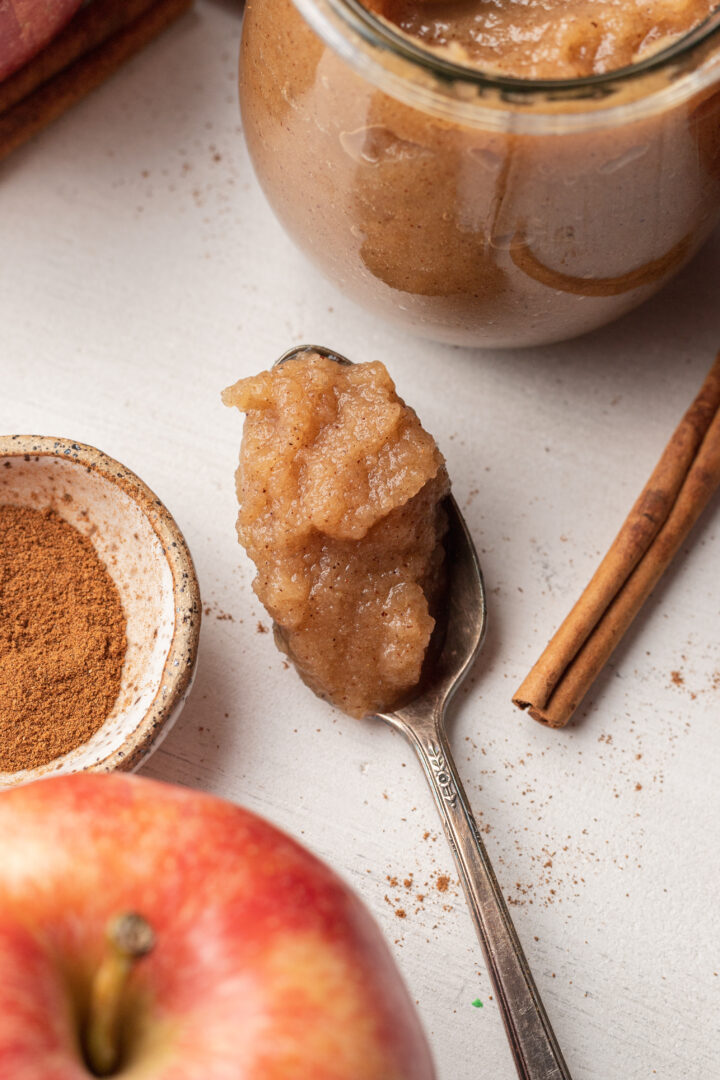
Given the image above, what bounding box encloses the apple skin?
[0,773,436,1079]
[0,0,83,83]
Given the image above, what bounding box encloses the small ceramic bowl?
[0,435,201,787]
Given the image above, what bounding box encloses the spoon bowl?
[275,345,572,1080]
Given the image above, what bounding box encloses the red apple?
[0,0,83,83]
[0,773,435,1079]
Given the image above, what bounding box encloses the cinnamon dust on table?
[0,506,126,772]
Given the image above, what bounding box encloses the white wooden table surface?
[2,3,718,1076]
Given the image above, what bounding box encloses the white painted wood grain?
[1,3,718,1076]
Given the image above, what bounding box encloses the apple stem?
[85,913,155,1077]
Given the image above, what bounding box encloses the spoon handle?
[404,718,572,1080]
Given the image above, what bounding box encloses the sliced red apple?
[0,0,83,83]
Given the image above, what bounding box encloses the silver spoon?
[275,345,572,1080]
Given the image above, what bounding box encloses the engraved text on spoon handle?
[407,719,573,1080]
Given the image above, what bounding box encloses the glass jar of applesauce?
[240,0,720,347]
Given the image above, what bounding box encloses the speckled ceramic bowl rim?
[0,435,201,774]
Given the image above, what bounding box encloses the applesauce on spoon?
[224,349,572,1078]
[222,349,449,716]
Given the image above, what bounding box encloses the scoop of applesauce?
[223,351,449,717]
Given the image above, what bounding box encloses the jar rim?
[327,0,720,92]
[292,0,720,129]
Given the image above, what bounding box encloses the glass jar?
[240,0,720,347]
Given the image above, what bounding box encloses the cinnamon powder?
[0,505,127,772]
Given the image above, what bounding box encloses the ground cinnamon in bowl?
[0,505,127,772]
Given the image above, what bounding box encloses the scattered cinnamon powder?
[0,505,127,772]
[436,875,450,893]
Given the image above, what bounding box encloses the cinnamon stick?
[513,352,720,728]
[0,0,193,164]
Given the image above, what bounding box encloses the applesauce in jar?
[223,351,449,718]
[240,0,720,346]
